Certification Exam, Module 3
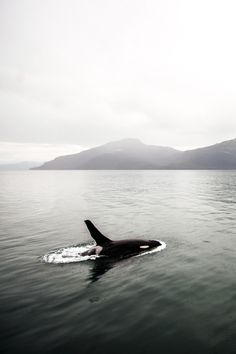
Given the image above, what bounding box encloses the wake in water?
[43,241,166,264]
[43,244,96,264]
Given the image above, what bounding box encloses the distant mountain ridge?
[32,138,236,170]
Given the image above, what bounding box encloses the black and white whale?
[81,220,162,259]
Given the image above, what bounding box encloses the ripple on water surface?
[0,171,236,354]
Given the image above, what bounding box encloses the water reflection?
[88,258,118,283]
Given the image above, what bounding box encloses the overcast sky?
[1,0,236,162]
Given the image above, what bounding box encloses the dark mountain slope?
[171,138,236,169]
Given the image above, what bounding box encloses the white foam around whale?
[42,241,166,264]
[42,244,97,264]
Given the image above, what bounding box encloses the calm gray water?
[0,171,235,354]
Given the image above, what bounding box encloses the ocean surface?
[0,170,235,354]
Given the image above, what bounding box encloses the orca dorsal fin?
[84,220,111,246]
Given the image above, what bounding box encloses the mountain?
[32,138,181,170]
[32,138,236,170]
[171,138,236,169]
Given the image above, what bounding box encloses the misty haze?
[0,1,235,354]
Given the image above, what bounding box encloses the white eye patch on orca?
[139,245,150,249]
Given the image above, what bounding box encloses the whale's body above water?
[82,220,162,259]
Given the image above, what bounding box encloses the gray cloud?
[1,0,236,162]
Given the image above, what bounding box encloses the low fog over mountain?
[32,138,236,170]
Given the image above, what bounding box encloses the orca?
[81,220,162,259]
